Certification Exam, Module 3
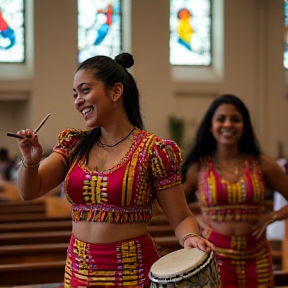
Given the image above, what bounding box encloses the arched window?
[77,0,122,63]
[0,0,25,63]
[170,0,212,66]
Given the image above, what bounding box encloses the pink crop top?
[197,157,265,222]
[53,128,182,224]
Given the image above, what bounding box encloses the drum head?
[150,248,208,279]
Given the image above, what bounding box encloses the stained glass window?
[78,0,122,63]
[170,0,211,66]
[284,0,288,69]
[0,0,25,63]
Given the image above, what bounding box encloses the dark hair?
[182,94,261,181]
[71,53,143,164]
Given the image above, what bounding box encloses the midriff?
[72,221,148,243]
[209,219,256,236]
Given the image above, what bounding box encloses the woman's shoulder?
[257,154,281,172]
[57,128,89,142]
[58,128,89,137]
[140,130,182,161]
[142,130,180,149]
[54,128,90,151]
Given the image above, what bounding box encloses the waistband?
[69,233,155,251]
[207,229,270,261]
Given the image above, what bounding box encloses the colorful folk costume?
[53,128,182,287]
[197,157,274,288]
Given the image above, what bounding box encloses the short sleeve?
[53,128,83,163]
[150,138,182,191]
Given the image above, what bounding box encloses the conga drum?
[149,248,221,288]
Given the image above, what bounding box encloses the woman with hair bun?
[15,53,213,287]
[182,94,288,287]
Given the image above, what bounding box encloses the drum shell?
[149,250,221,288]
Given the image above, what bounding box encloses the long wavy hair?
[182,94,261,181]
[70,53,143,164]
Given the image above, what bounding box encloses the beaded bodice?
[53,128,182,223]
[197,156,265,222]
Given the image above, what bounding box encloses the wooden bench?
[0,230,71,245]
[0,220,72,233]
[153,235,182,256]
[0,261,65,286]
[274,270,288,287]
[0,243,68,264]
[147,224,174,237]
[0,213,71,223]
[0,202,46,215]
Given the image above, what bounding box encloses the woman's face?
[73,69,113,128]
[211,104,244,147]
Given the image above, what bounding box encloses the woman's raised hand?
[17,129,43,167]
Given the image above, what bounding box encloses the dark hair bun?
[115,53,134,68]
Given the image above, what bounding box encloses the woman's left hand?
[183,235,214,253]
[252,213,274,239]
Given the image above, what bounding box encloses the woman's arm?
[156,184,213,251]
[18,152,68,200]
[252,154,288,238]
[182,162,199,200]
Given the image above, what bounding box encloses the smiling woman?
[181,94,288,288]
[14,52,215,287]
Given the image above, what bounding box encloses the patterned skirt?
[64,233,160,288]
[207,229,273,288]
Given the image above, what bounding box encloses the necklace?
[215,158,239,176]
[97,127,136,148]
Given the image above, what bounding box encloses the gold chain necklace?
[215,158,239,176]
[97,127,135,148]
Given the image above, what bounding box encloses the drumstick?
[6,113,51,140]
[6,132,25,139]
[33,113,51,135]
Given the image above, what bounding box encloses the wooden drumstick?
[6,112,51,139]
[33,113,51,135]
[6,132,25,139]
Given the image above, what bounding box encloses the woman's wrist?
[180,232,200,246]
[21,158,40,169]
[271,212,278,223]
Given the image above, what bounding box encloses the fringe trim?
[72,204,152,223]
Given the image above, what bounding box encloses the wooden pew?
[0,199,44,207]
[0,261,65,286]
[269,239,283,270]
[0,213,71,223]
[0,230,71,245]
[0,220,72,233]
[0,243,67,264]
[153,235,182,256]
[147,224,174,237]
[0,202,46,215]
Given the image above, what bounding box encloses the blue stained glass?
[0,0,25,63]
[78,0,122,63]
[170,0,211,66]
[284,0,288,69]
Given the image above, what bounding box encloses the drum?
[149,248,221,288]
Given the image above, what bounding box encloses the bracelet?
[21,158,40,169]
[180,232,200,246]
[272,212,278,222]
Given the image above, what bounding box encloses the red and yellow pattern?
[64,234,160,287]
[53,128,182,224]
[208,230,273,287]
[198,157,265,222]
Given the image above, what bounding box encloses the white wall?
[0,0,287,159]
